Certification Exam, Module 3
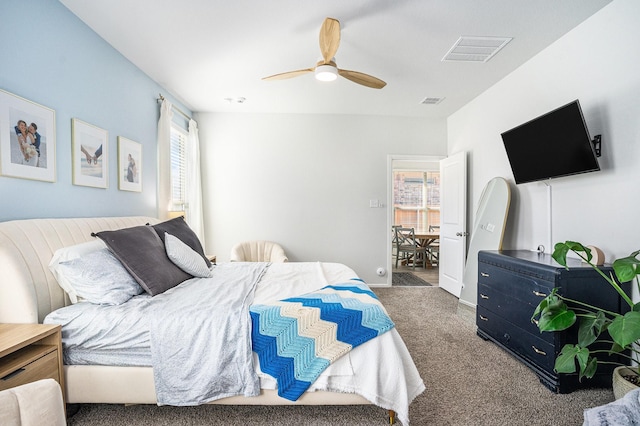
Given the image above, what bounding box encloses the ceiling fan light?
[315,65,338,82]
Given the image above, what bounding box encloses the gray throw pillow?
[95,225,192,296]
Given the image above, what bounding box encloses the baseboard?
[457,299,476,309]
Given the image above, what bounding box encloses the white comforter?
[150,262,268,405]
[45,262,425,425]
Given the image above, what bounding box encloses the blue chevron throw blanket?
[250,280,395,401]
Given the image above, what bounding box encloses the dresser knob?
[479,293,489,299]
[503,333,510,342]
[479,315,488,321]
[480,272,489,277]
[532,290,547,297]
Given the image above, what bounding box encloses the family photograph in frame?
[118,136,142,192]
[0,89,56,182]
[72,118,108,188]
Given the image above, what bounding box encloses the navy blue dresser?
[476,250,630,393]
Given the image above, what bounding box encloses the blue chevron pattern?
[250,281,394,401]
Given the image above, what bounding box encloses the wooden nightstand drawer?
[0,324,64,403]
[0,346,59,391]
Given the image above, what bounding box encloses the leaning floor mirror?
[459,177,511,305]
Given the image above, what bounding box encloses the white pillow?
[49,239,106,303]
[57,248,144,305]
[165,232,213,278]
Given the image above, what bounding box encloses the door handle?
[455,232,470,237]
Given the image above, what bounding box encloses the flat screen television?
[501,100,600,184]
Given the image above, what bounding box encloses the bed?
[0,216,424,425]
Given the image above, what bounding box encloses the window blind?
[170,124,187,210]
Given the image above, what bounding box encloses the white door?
[439,151,467,297]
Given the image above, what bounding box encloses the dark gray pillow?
[95,225,192,296]
[151,216,211,267]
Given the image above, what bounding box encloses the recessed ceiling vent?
[420,97,444,105]
[442,36,512,62]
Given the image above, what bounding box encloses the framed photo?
[118,136,142,192]
[72,118,108,188]
[0,89,56,182]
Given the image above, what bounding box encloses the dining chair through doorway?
[391,225,402,264]
[427,225,440,267]
[394,227,427,270]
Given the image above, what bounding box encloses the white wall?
[197,112,447,284]
[449,0,640,305]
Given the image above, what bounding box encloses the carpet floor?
[66,287,615,426]
[392,272,431,286]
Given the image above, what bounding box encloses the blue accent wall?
[0,0,190,221]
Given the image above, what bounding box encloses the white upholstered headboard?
[0,216,158,324]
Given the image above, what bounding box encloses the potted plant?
[531,241,640,397]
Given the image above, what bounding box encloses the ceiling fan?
[262,17,386,89]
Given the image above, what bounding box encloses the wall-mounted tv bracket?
[592,135,602,157]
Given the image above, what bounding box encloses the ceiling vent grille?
[442,36,512,62]
[420,97,444,105]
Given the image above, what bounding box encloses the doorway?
[387,155,444,286]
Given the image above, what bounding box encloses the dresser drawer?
[478,283,552,341]
[478,263,553,306]
[0,348,59,391]
[477,305,555,373]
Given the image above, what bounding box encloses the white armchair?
[0,379,66,426]
[230,241,288,262]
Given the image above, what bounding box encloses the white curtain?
[157,99,173,220]
[186,119,205,246]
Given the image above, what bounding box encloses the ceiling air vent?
[420,97,444,105]
[442,36,512,63]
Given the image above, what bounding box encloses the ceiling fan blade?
[338,69,386,89]
[319,18,340,64]
[262,68,314,81]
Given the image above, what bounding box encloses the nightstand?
[0,324,65,403]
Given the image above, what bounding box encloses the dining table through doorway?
[394,228,439,269]
[414,230,439,268]
[413,230,439,248]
